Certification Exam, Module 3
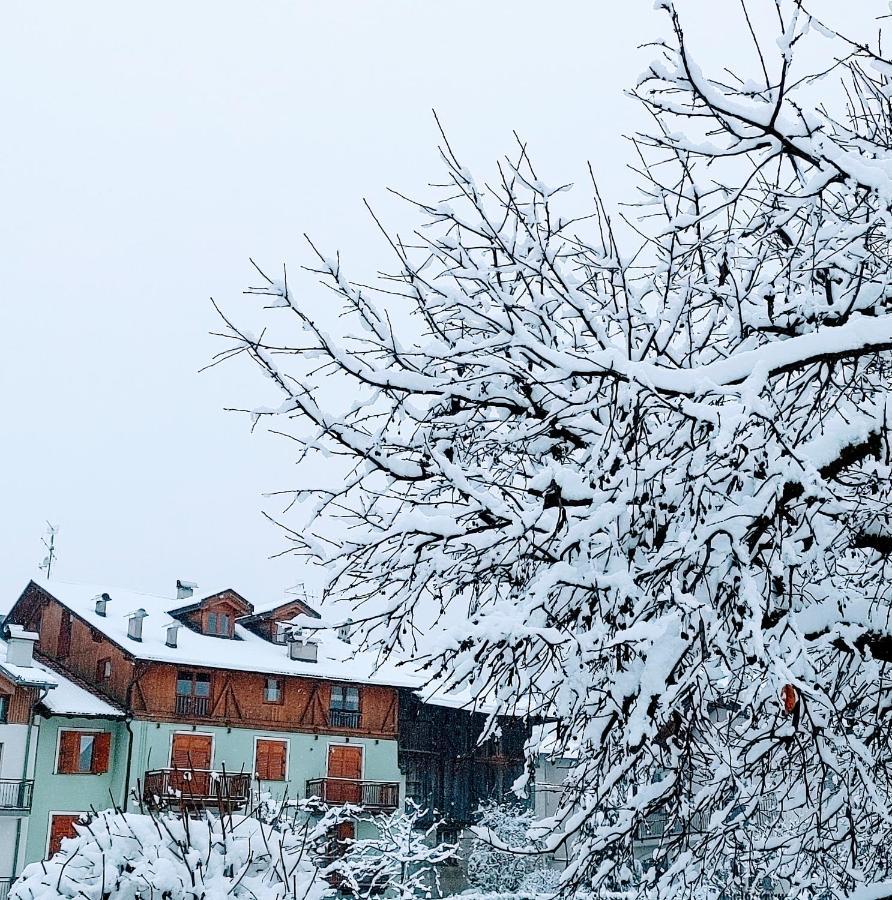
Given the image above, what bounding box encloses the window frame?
[176,670,211,698]
[0,693,9,724]
[330,685,361,713]
[46,811,84,858]
[253,736,289,781]
[262,676,284,705]
[55,729,112,775]
[95,657,112,687]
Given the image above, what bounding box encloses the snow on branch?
[216,2,892,896]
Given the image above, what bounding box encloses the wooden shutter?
[327,745,362,779]
[91,732,111,774]
[48,813,81,856]
[57,731,80,774]
[170,733,212,770]
[256,739,287,780]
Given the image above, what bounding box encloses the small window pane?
[207,613,217,634]
[77,735,95,773]
[220,614,230,635]
[264,678,282,703]
[194,674,211,697]
[0,695,8,723]
[176,673,193,696]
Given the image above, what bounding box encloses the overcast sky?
[0,0,877,609]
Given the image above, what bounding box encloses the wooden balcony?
[142,769,250,810]
[174,695,211,717]
[328,709,362,729]
[0,779,33,815]
[306,777,399,811]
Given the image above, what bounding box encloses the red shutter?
[92,732,111,774]
[48,813,81,856]
[58,731,80,774]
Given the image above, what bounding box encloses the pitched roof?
[16,578,422,690]
[0,636,123,718]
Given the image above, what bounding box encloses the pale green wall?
[128,719,402,806]
[22,717,403,866]
[25,715,129,865]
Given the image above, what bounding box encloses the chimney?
[165,622,181,649]
[288,636,318,663]
[6,624,39,667]
[337,619,353,644]
[94,592,111,617]
[127,609,148,642]
[176,580,197,600]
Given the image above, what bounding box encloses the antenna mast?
[39,522,59,579]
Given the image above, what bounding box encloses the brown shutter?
[91,732,111,774]
[271,741,286,780]
[256,739,287,781]
[255,740,270,780]
[49,813,81,856]
[58,731,80,774]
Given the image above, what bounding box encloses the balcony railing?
[174,695,211,717]
[142,769,250,809]
[328,709,362,729]
[0,779,33,813]
[306,777,399,810]
[0,878,13,900]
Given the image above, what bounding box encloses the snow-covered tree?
[467,800,550,894]
[217,1,892,896]
[10,808,332,900]
[328,801,457,899]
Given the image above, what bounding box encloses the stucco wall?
[128,719,402,808]
[24,715,129,865]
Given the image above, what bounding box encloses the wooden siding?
[398,689,529,827]
[13,588,135,707]
[0,672,37,725]
[131,663,398,737]
[8,584,398,738]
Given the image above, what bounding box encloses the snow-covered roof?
[23,578,424,690]
[0,638,58,689]
[37,662,124,718]
[0,635,123,718]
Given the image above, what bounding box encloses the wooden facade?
[0,672,38,726]
[8,582,398,739]
[397,689,528,828]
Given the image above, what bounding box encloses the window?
[329,685,361,728]
[57,730,111,774]
[263,677,283,704]
[255,738,288,781]
[48,813,83,857]
[175,671,211,716]
[96,658,112,687]
[330,685,360,711]
[206,612,231,637]
[0,694,8,724]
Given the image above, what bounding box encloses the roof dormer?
[168,589,253,639]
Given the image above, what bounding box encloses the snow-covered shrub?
[328,801,457,899]
[467,801,546,893]
[11,808,332,900]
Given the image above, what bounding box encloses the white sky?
[0,0,879,609]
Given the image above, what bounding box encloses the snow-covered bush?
[221,1,892,896]
[329,801,457,898]
[467,801,546,893]
[11,808,332,900]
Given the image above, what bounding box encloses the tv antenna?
[39,523,59,579]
